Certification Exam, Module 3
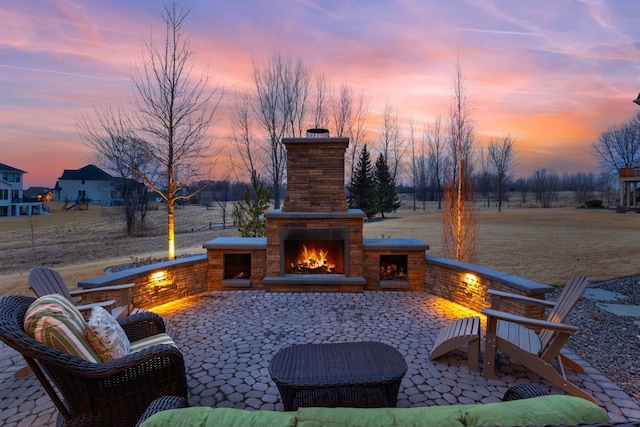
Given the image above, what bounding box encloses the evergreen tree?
[233,170,272,237]
[347,144,377,219]
[375,153,401,218]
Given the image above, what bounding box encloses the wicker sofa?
[134,394,638,427]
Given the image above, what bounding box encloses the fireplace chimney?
[281,133,349,212]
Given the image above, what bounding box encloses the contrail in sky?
[0,64,119,82]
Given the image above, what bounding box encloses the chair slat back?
[538,275,589,355]
[28,267,73,300]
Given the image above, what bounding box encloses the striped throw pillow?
[24,293,100,363]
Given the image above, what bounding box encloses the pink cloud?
[2,0,640,188]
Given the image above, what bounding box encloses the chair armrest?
[119,311,167,340]
[488,289,556,309]
[75,300,116,313]
[482,308,579,333]
[135,395,189,426]
[69,283,134,297]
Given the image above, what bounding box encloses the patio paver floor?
[1,290,639,426]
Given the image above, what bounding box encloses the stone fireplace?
[262,133,367,291]
[204,130,428,292]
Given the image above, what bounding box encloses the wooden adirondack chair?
[482,275,596,403]
[28,267,133,318]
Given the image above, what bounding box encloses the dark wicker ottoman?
[269,341,407,411]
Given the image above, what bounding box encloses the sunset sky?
[2,0,640,187]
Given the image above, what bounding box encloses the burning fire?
[291,244,337,273]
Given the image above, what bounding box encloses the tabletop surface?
[269,341,407,387]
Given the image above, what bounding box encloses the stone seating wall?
[78,254,553,319]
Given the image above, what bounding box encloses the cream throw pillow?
[85,306,131,362]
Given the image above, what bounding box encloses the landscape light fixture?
[634,92,640,105]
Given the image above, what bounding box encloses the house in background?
[55,165,119,206]
[0,163,45,216]
[55,164,145,207]
[23,187,54,202]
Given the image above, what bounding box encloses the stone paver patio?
[1,290,639,426]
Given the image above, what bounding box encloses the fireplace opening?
[224,253,251,279]
[380,255,408,281]
[285,240,345,274]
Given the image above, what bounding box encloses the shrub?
[584,199,603,208]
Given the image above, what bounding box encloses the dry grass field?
[1,194,638,297]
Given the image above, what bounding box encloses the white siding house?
[0,163,44,216]
[55,165,118,206]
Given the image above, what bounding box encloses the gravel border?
[561,275,640,403]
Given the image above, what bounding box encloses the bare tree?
[344,90,369,186]
[378,103,404,182]
[408,122,421,210]
[312,73,330,130]
[532,168,559,208]
[229,91,260,180]
[596,172,617,207]
[78,105,148,236]
[476,144,493,208]
[442,61,476,262]
[487,135,516,212]
[132,1,223,259]
[252,49,310,209]
[515,177,529,204]
[572,172,597,205]
[427,117,446,209]
[592,115,640,175]
[331,81,353,137]
[213,179,232,229]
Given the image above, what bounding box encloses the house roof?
[0,163,26,174]
[58,164,114,181]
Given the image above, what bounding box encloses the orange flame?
[295,244,336,272]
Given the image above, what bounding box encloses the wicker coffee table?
[269,341,407,411]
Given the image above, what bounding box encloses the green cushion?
[296,406,466,427]
[462,395,608,426]
[140,396,608,427]
[24,293,100,363]
[130,333,177,353]
[140,407,297,427]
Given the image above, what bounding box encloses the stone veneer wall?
[78,252,554,319]
[425,255,553,319]
[265,215,364,278]
[78,255,208,310]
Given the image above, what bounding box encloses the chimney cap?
[306,128,330,137]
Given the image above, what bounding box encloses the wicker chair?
[0,295,188,427]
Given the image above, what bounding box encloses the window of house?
[3,173,17,182]
[0,189,7,200]
[82,179,85,185]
